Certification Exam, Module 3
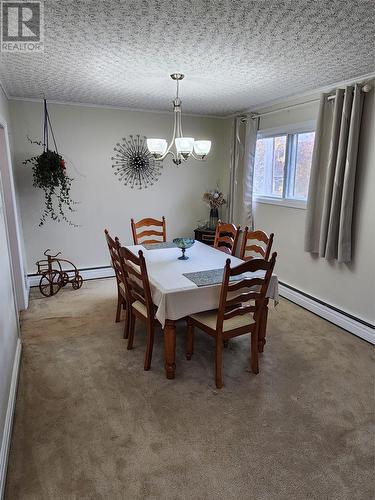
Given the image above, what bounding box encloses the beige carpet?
[5,278,374,500]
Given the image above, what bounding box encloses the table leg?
[259,298,269,353]
[164,319,176,379]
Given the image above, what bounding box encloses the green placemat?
[142,242,177,250]
[183,269,248,287]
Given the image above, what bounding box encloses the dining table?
[125,240,279,379]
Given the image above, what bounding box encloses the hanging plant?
[23,99,78,227]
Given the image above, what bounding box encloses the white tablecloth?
[125,241,278,327]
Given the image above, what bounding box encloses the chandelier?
[146,73,212,165]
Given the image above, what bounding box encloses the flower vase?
[209,208,218,229]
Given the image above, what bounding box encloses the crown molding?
[8,96,226,119]
[236,71,375,116]
[7,71,375,120]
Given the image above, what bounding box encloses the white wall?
[252,89,375,324]
[10,100,230,273]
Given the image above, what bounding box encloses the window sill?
[254,196,307,210]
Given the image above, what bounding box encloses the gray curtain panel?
[229,115,259,229]
[304,85,364,262]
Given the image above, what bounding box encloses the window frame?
[254,121,316,209]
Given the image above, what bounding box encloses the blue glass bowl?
[173,238,195,260]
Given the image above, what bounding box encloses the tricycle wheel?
[39,270,62,297]
[72,275,83,290]
[59,271,70,287]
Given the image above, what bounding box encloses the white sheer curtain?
[229,115,259,229]
[305,85,364,262]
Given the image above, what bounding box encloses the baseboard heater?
[279,281,374,345]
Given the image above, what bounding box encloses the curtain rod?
[247,82,372,121]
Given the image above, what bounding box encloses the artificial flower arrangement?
[202,188,226,209]
[203,188,226,228]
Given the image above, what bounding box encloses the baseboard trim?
[28,265,115,287]
[0,338,21,499]
[279,283,375,345]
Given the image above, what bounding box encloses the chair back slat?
[123,262,142,281]
[129,283,146,306]
[119,247,154,317]
[136,229,164,240]
[225,291,261,307]
[240,228,274,261]
[214,221,240,256]
[229,257,271,275]
[244,244,265,257]
[227,277,264,291]
[131,217,166,245]
[216,253,277,332]
[223,304,257,320]
[218,235,234,246]
[134,218,164,229]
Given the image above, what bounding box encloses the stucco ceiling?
[0,0,374,116]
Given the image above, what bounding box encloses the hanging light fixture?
[147,73,212,165]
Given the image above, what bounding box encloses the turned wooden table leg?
[259,298,269,353]
[164,319,176,379]
[186,317,194,360]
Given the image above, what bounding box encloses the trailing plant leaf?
[23,141,78,227]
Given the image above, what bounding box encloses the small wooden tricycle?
[36,249,83,297]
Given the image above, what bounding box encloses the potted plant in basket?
[23,100,77,226]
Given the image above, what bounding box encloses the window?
[254,129,315,207]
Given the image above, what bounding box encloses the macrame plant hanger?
[43,99,58,154]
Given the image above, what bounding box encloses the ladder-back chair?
[104,229,129,338]
[240,228,274,261]
[186,253,277,388]
[119,247,159,370]
[131,217,166,245]
[213,221,240,256]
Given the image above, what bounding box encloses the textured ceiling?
[0,0,374,116]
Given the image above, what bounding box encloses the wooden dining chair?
[186,252,277,389]
[104,229,129,338]
[119,246,159,371]
[131,216,166,245]
[213,220,240,256]
[240,228,274,261]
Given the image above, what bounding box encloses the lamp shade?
[175,137,194,154]
[147,138,167,156]
[193,140,211,156]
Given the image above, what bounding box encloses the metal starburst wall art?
[111,135,163,189]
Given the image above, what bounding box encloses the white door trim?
[0,339,21,500]
[0,116,29,310]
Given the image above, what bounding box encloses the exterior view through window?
[254,131,315,201]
